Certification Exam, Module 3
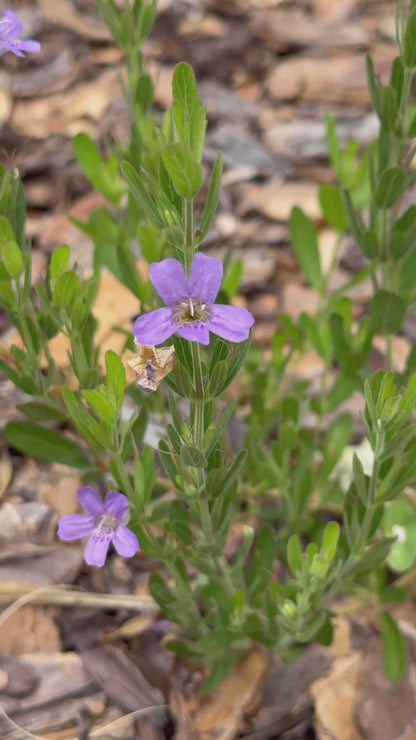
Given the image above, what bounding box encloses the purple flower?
[133,253,254,346]
[0,10,41,58]
[57,487,139,567]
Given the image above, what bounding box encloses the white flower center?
[172,298,210,326]
[95,513,119,534]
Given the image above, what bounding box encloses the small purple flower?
[0,9,41,58]
[57,487,139,567]
[133,253,254,346]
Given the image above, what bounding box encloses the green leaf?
[342,189,364,247]
[135,73,153,112]
[361,230,379,259]
[199,658,229,694]
[314,616,334,646]
[403,8,416,67]
[320,414,353,480]
[397,372,416,419]
[310,552,329,579]
[81,388,116,426]
[198,153,223,241]
[287,534,302,573]
[365,54,380,113]
[52,271,79,309]
[161,144,202,199]
[377,611,406,683]
[121,161,165,231]
[191,106,207,164]
[73,133,121,206]
[390,57,404,101]
[148,572,176,616]
[375,167,406,209]
[158,439,180,485]
[352,453,369,505]
[4,421,90,468]
[164,640,200,659]
[50,244,70,278]
[162,225,185,248]
[379,85,398,133]
[248,524,275,595]
[16,401,66,422]
[322,521,340,562]
[326,373,362,411]
[205,401,236,458]
[2,241,23,279]
[166,361,194,398]
[172,62,200,120]
[370,290,406,334]
[318,184,347,230]
[208,361,228,398]
[105,350,125,409]
[180,444,207,469]
[289,206,322,291]
[169,500,192,545]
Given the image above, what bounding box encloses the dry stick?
[0,583,156,611]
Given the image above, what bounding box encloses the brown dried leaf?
[310,652,364,740]
[171,649,267,740]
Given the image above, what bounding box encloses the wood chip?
[171,649,267,740]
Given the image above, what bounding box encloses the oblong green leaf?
[375,167,406,209]
[198,154,223,241]
[161,144,202,199]
[4,421,90,468]
[289,206,322,291]
[318,184,347,231]
[377,611,406,683]
[370,290,406,334]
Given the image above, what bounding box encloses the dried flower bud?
[127,344,175,393]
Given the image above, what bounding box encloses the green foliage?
[4,421,90,468]
[2,0,416,695]
[378,612,406,683]
[289,206,322,291]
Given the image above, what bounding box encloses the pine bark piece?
[171,649,267,740]
[81,645,166,716]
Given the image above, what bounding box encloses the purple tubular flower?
[57,487,139,567]
[133,253,254,346]
[0,10,41,58]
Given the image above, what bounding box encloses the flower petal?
[176,322,210,345]
[133,307,176,345]
[77,486,104,515]
[0,42,24,57]
[149,259,188,306]
[208,304,254,342]
[104,490,128,521]
[188,253,222,303]
[1,10,22,36]
[15,39,41,54]
[112,525,139,558]
[84,528,113,567]
[57,513,95,540]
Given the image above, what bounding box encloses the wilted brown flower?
[127,344,175,394]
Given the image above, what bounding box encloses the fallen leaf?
[171,649,267,740]
[311,652,364,740]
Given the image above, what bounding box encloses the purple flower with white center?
[57,487,139,568]
[133,252,254,346]
[0,9,41,58]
